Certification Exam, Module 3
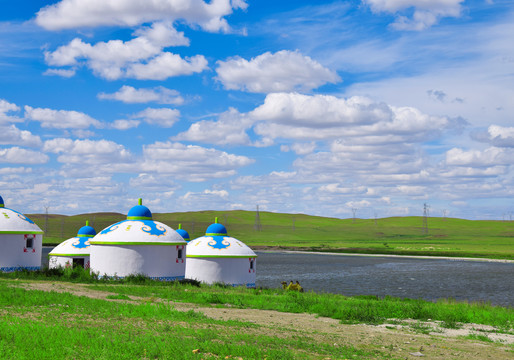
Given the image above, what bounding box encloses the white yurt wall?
[0,195,43,272]
[185,218,257,287]
[89,199,187,280]
[49,221,96,269]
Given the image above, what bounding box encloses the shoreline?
[254,248,514,263]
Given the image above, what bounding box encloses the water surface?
[255,251,514,307]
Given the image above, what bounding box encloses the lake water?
[255,251,514,307]
[41,247,514,307]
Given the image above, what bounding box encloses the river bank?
[254,247,514,263]
[251,246,514,262]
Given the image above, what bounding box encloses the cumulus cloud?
[0,147,49,164]
[281,142,317,155]
[0,99,22,123]
[471,125,514,147]
[110,119,141,130]
[36,0,247,32]
[445,147,513,167]
[216,50,340,93]
[140,141,254,181]
[44,22,207,80]
[0,125,42,147]
[133,108,180,128]
[250,93,454,142]
[43,138,132,165]
[24,106,102,129]
[43,68,76,78]
[364,0,464,30]
[125,52,208,80]
[98,85,184,105]
[173,108,253,145]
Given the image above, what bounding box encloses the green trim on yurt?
[48,253,89,257]
[89,241,185,246]
[126,216,153,220]
[186,255,258,258]
[0,230,44,235]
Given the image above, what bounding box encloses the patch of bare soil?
[11,281,514,359]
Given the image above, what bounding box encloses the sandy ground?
[9,281,514,359]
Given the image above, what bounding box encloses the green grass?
[0,279,383,360]
[29,210,514,260]
[2,269,513,333]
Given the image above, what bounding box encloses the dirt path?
[13,281,514,359]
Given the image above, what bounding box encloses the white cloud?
[133,108,180,128]
[36,0,247,32]
[24,106,102,129]
[43,138,132,165]
[0,167,32,175]
[173,108,253,145]
[289,142,317,155]
[98,85,184,105]
[125,52,208,80]
[44,22,207,80]
[216,50,340,93]
[445,147,513,167]
[43,68,76,77]
[0,147,49,164]
[0,125,42,147]
[364,0,464,30]
[141,141,254,181]
[0,99,22,123]
[110,119,140,130]
[472,125,514,147]
[250,93,453,142]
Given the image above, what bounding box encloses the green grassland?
[28,210,514,260]
[0,269,513,359]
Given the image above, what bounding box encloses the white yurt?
[48,221,96,269]
[176,224,190,243]
[185,218,257,288]
[0,195,43,272]
[89,199,187,280]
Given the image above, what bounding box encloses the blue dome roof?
[77,225,96,237]
[176,228,190,241]
[206,223,227,235]
[127,199,152,220]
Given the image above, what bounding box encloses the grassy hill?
[27,210,514,260]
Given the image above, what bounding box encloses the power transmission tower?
[44,206,49,235]
[254,205,262,231]
[374,211,378,226]
[443,209,447,221]
[352,208,357,223]
[423,203,429,234]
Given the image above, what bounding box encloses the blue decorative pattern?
[99,221,124,234]
[71,237,90,249]
[140,220,167,236]
[207,236,231,250]
[5,208,35,224]
[0,266,40,272]
[99,220,166,237]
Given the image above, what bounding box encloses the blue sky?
[1,0,514,220]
